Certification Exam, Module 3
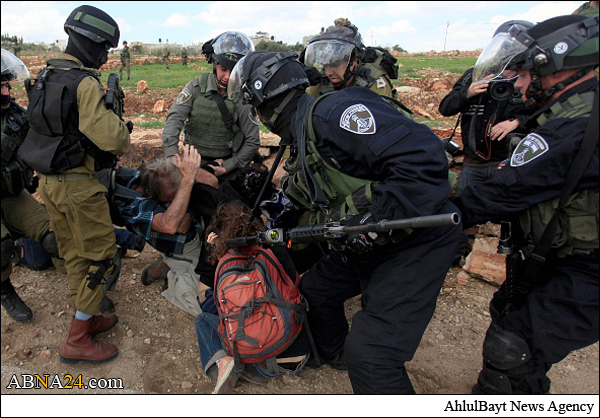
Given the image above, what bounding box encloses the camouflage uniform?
[181,48,188,66]
[119,43,130,80]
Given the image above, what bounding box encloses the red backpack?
[214,246,307,369]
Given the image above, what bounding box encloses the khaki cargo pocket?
[67,182,115,257]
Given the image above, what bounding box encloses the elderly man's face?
[159,179,178,204]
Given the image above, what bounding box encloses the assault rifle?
[105,73,125,119]
[227,212,461,249]
[105,73,133,134]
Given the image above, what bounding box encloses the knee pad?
[85,256,122,292]
[1,238,15,271]
[41,232,60,258]
[483,323,531,371]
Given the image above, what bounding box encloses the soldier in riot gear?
[1,49,60,322]
[227,51,462,393]
[17,5,131,364]
[162,31,260,182]
[301,18,398,99]
[453,15,599,394]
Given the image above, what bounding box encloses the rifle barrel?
[342,212,460,234]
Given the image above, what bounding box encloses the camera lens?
[490,81,513,101]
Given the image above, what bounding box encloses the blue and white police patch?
[340,103,376,135]
[176,87,192,105]
[510,133,549,167]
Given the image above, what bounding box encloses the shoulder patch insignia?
[176,87,192,105]
[340,103,376,135]
[510,133,549,167]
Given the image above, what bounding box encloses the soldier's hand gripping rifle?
[106,73,133,133]
[227,212,461,249]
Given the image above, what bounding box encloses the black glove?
[126,121,134,134]
[273,206,305,229]
[341,213,376,254]
[303,65,323,86]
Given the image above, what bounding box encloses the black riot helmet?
[64,5,120,48]
[477,14,598,106]
[493,20,535,37]
[203,31,255,70]
[228,51,308,107]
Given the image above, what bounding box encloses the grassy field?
[99,60,213,90]
[397,55,477,78]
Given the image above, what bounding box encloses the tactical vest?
[519,91,599,257]
[18,61,115,174]
[282,93,381,224]
[183,73,238,159]
[1,100,33,196]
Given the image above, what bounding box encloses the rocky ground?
[2,53,598,397]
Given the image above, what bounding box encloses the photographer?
[439,20,536,195]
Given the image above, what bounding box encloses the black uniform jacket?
[452,79,599,229]
[306,86,453,222]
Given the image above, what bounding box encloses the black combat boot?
[1,279,33,322]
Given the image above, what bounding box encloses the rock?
[479,222,501,237]
[152,99,167,113]
[31,331,40,338]
[413,105,435,120]
[137,80,149,93]
[144,338,151,345]
[396,86,422,95]
[17,348,32,360]
[464,236,506,286]
[428,79,453,92]
[181,381,193,392]
[456,271,470,286]
[39,350,51,356]
[260,132,281,147]
[127,330,134,338]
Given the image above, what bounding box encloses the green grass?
[135,118,166,130]
[99,61,212,90]
[397,55,477,77]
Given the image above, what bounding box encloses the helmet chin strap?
[525,68,592,108]
[213,65,229,90]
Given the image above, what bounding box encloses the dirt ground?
[2,53,598,397]
[1,247,598,396]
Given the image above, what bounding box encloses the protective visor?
[1,49,30,81]
[472,30,529,83]
[304,40,354,72]
[227,55,246,103]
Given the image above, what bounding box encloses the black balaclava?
[1,74,12,111]
[65,31,108,69]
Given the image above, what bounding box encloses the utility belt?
[570,248,599,261]
[38,173,96,183]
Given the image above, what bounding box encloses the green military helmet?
[1,48,29,82]
[228,51,308,107]
[210,31,255,70]
[64,5,120,48]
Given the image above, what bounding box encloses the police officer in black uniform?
[227,51,462,394]
[453,15,599,394]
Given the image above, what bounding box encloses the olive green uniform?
[1,102,52,281]
[119,45,130,80]
[181,49,188,66]
[572,1,599,16]
[306,72,395,99]
[35,55,130,315]
[162,72,260,174]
